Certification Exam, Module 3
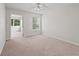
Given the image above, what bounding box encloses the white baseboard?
[0,40,6,55]
[0,49,2,55]
[43,34,79,46]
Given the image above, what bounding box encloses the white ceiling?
[5,3,79,13]
[5,3,35,11]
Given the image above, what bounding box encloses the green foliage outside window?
[32,17,39,29]
[11,19,13,26]
[14,19,20,26]
[11,19,20,26]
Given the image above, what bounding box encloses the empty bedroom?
[0,3,79,56]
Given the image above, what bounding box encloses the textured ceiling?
[5,3,79,13]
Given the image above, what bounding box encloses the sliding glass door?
[23,13,42,37]
[31,14,42,36]
[32,15,41,32]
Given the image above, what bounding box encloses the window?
[11,19,13,26]
[32,17,39,29]
[11,19,20,26]
[14,19,20,26]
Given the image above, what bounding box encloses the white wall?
[42,4,79,44]
[0,3,6,54]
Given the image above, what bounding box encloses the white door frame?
[10,14,23,38]
[6,8,24,40]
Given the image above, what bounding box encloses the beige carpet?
[1,35,79,56]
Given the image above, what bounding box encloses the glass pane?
[11,19,13,26]
[32,17,39,30]
[14,19,20,26]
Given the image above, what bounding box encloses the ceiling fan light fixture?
[34,7,40,11]
[33,3,47,12]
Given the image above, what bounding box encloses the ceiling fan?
[34,3,47,11]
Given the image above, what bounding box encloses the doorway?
[10,14,23,39]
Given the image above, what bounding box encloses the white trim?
[43,34,79,46]
[0,49,2,55]
[0,40,6,55]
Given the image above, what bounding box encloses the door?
[10,14,23,38]
[32,14,42,35]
